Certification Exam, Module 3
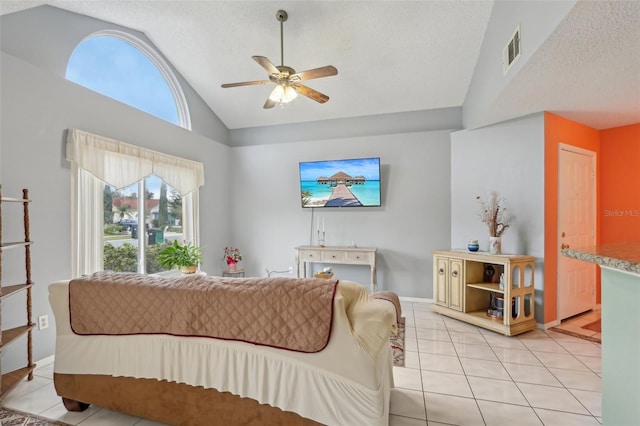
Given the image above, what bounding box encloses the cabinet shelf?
[466,282,503,293]
[466,309,506,322]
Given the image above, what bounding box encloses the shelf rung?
[0,283,34,299]
[0,241,33,251]
[1,364,36,397]
[0,197,31,203]
[0,324,35,348]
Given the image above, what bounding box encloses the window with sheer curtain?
[66,128,204,277]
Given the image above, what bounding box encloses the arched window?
[66,30,190,129]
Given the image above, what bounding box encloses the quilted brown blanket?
[69,272,338,353]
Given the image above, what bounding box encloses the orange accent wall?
[544,112,600,324]
[600,124,640,244]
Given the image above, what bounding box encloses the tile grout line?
[442,317,488,426]
[531,330,601,421]
[411,303,431,425]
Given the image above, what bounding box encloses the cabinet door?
[448,259,464,311]
[434,256,449,306]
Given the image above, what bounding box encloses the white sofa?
[49,278,397,425]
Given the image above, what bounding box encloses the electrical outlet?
[288,266,293,274]
[38,315,49,330]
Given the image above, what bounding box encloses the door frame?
[557,143,597,320]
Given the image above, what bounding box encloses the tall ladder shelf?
[0,186,35,399]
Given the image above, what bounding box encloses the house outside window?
[104,177,186,274]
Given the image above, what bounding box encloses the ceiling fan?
[221,10,338,109]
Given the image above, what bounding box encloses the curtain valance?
[66,128,204,195]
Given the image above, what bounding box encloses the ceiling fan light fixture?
[269,83,297,103]
[221,9,337,109]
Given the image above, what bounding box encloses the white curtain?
[66,128,204,195]
[71,165,106,276]
[183,191,199,248]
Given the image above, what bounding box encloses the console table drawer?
[322,250,346,262]
[299,250,322,261]
[345,251,372,264]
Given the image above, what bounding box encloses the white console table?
[295,245,378,292]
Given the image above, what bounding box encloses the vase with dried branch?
[477,192,514,254]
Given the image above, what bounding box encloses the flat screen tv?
[299,157,381,208]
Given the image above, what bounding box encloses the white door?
[558,145,597,320]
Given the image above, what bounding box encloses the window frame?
[67,129,203,277]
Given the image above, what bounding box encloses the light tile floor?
[389,301,602,426]
[1,301,602,425]
[549,306,601,343]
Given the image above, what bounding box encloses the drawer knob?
[452,270,458,277]
[439,268,444,275]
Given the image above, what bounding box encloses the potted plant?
[157,240,203,274]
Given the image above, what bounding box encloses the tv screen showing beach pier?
[299,157,381,208]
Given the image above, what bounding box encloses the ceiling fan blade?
[292,83,330,104]
[263,97,276,109]
[291,65,338,81]
[221,80,272,88]
[252,56,280,75]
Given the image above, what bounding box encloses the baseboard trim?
[539,320,560,330]
[35,354,55,367]
[399,296,432,303]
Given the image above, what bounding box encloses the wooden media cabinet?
[432,250,537,336]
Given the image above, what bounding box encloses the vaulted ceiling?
[1,1,639,131]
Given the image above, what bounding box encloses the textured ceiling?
[1,1,639,131]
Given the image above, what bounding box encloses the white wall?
[0,4,229,145]
[450,113,545,320]
[463,0,576,129]
[0,52,230,368]
[230,130,452,298]
[230,107,462,146]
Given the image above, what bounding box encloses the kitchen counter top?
[562,241,640,275]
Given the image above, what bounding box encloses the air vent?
[503,25,521,75]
